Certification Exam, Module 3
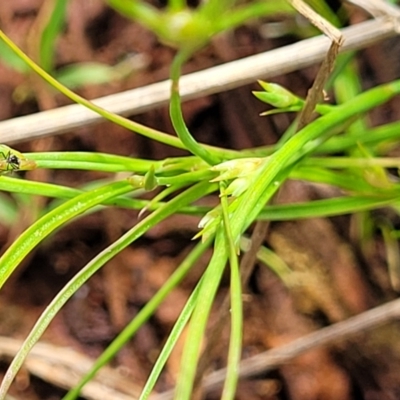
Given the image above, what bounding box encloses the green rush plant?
[1,1,400,399]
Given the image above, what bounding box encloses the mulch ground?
[1,1,400,399]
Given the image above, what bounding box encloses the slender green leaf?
[220,185,242,400]
[174,229,228,399]
[0,40,29,72]
[139,280,203,400]
[64,237,213,400]
[0,181,217,398]
[0,180,133,289]
[170,50,222,165]
[57,62,122,89]
[39,0,69,71]
[0,30,184,149]
[258,196,400,221]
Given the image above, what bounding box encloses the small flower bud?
[210,158,264,181]
[253,81,303,109]
[127,175,145,188]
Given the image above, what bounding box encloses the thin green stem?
[0,181,133,289]
[170,49,222,165]
[105,0,161,33]
[220,183,242,400]
[304,157,400,169]
[258,196,400,221]
[214,1,294,33]
[230,80,400,241]
[0,181,216,398]
[63,237,213,400]
[139,275,206,400]
[174,229,228,399]
[39,0,69,72]
[0,30,183,149]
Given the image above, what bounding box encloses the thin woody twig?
[347,0,400,21]
[286,0,343,43]
[296,40,342,131]
[286,0,344,132]
[0,337,142,400]
[205,297,400,390]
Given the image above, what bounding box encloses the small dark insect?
[0,151,20,172]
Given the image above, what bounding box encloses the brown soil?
[1,1,400,400]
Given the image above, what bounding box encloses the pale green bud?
[210,158,264,182]
[222,177,250,197]
[127,175,145,188]
[253,81,303,109]
[198,206,220,229]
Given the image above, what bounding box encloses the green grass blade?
[0,180,133,289]
[258,195,400,221]
[215,1,294,33]
[169,50,222,165]
[254,244,293,281]
[139,278,205,400]
[0,30,184,150]
[332,57,367,135]
[243,119,400,158]
[64,237,213,400]
[0,181,216,399]
[220,186,242,400]
[0,39,29,72]
[306,0,342,26]
[0,176,147,215]
[0,193,18,226]
[39,0,69,71]
[304,157,400,169]
[105,0,161,32]
[319,120,400,154]
[0,176,82,199]
[0,176,210,217]
[292,166,385,194]
[228,80,400,241]
[26,151,159,173]
[174,228,228,399]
